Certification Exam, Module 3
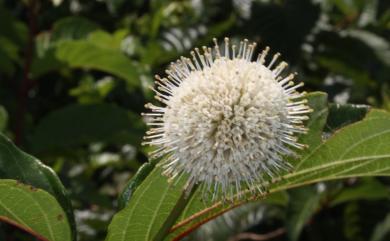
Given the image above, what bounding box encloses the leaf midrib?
[295,117,390,170]
[146,180,171,240]
[0,184,56,241]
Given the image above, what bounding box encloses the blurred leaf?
[0,133,76,240]
[56,40,139,87]
[357,0,378,27]
[317,56,373,86]
[0,106,7,131]
[0,37,19,62]
[194,14,236,47]
[0,4,27,47]
[371,213,390,241]
[330,0,359,16]
[87,30,128,50]
[0,5,26,76]
[69,76,115,104]
[325,103,370,131]
[0,179,72,241]
[31,103,141,152]
[31,47,64,79]
[346,29,390,66]
[32,24,135,82]
[0,47,16,76]
[330,178,390,207]
[286,186,321,241]
[51,16,100,43]
[382,84,390,111]
[263,191,290,206]
[343,202,363,241]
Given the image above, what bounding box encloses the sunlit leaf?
[105,167,187,241]
[0,133,76,240]
[0,179,71,241]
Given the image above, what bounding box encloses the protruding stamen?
[247,42,257,61]
[257,46,270,64]
[224,37,230,58]
[285,82,304,94]
[242,39,248,59]
[213,38,221,58]
[191,51,202,70]
[232,45,236,58]
[273,61,288,76]
[238,41,244,58]
[268,53,280,69]
[286,99,308,106]
[279,73,295,86]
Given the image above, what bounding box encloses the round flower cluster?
[143,38,311,199]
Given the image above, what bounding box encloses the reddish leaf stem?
[0,216,49,241]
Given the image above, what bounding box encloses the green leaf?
[0,4,27,47]
[286,186,321,241]
[371,213,390,241]
[87,30,128,50]
[105,167,187,241]
[330,178,390,207]
[117,161,157,210]
[346,29,390,66]
[31,47,64,79]
[56,40,139,87]
[317,56,373,87]
[0,106,7,131]
[263,191,289,206]
[51,16,100,43]
[286,109,390,179]
[0,5,26,76]
[0,133,76,240]
[0,179,71,241]
[30,103,142,152]
[330,0,359,16]
[325,103,370,132]
[298,92,329,149]
[31,35,140,87]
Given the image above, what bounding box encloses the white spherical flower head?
[143,38,312,199]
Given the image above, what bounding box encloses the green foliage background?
[0,0,389,240]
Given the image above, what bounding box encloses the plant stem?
[15,0,38,145]
[153,185,198,241]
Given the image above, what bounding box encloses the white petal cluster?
[143,38,311,199]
